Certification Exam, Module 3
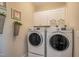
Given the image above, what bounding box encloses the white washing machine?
[27,27,46,57]
[46,27,74,57]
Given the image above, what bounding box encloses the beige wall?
[34,2,66,11]
[65,3,79,30]
[65,3,79,57]
[3,2,34,56]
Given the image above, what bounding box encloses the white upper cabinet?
[33,8,65,26]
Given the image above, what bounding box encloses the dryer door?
[49,34,69,51]
[29,33,42,46]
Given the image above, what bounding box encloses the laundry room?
[0,2,79,57]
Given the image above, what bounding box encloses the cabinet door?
[39,13,49,26]
[33,12,49,26]
[33,13,41,26]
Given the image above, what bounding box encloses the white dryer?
[27,27,46,57]
[46,27,74,57]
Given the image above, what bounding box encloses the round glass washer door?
[49,34,69,51]
[29,33,42,46]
